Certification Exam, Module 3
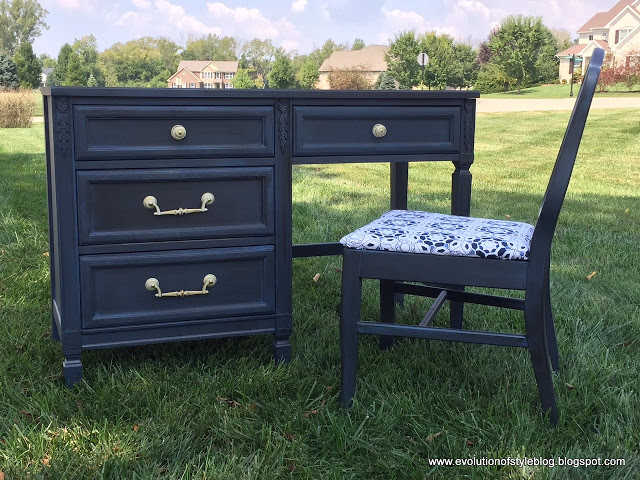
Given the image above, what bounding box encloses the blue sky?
[33,0,602,57]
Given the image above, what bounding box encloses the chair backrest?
[530,48,604,260]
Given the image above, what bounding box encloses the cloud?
[154,0,221,35]
[207,2,300,40]
[381,8,432,32]
[291,0,307,13]
[132,0,152,8]
[115,11,149,28]
[454,0,491,18]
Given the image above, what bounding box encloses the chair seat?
[340,210,535,260]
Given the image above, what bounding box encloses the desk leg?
[450,162,472,328]
[389,162,408,307]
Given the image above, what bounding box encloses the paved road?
[29,97,640,123]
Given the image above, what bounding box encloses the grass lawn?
[0,110,639,478]
[482,83,640,99]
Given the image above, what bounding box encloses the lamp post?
[417,52,429,89]
[569,54,575,97]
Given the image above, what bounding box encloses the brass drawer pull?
[372,123,387,138]
[143,192,215,216]
[171,124,187,140]
[145,274,217,298]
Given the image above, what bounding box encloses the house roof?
[557,40,611,57]
[176,60,238,73]
[577,0,636,32]
[319,45,389,72]
[167,67,201,83]
[42,67,54,75]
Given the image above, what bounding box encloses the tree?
[420,32,456,89]
[308,39,346,66]
[231,68,254,89]
[50,43,71,86]
[352,38,365,50]
[241,38,275,78]
[38,52,54,67]
[297,60,319,89]
[385,31,421,88]
[13,41,40,88]
[551,28,573,53]
[375,71,397,90]
[87,73,98,87]
[0,0,48,55]
[71,35,103,86]
[449,43,478,90]
[328,66,373,90]
[182,34,237,61]
[267,51,295,89]
[488,15,558,92]
[65,51,86,86]
[0,52,18,88]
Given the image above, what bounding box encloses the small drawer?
[74,105,274,160]
[77,167,274,245]
[293,106,460,157]
[80,246,275,329]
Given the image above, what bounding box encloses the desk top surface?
[42,87,480,100]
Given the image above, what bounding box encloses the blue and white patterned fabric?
[340,210,535,260]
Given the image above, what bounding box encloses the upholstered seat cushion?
[340,210,535,260]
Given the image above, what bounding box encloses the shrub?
[0,90,35,128]
[328,66,373,90]
[376,71,397,90]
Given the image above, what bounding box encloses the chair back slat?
[530,48,604,259]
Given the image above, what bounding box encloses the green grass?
[482,83,640,99]
[1,111,639,479]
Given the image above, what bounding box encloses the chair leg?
[544,261,559,372]
[340,251,363,408]
[450,297,464,329]
[379,279,396,350]
[525,295,558,425]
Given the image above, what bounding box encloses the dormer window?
[588,34,594,40]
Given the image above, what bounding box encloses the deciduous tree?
[182,34,237,61]
[231,68,254,89]
[267,50,295,89]
[297,60,319,89]
[0,0,48,54]
[352,38,365,50]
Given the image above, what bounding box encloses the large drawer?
[80,246,275,329]
[74,105,274,160]
[293,106,460,157]
[77,167,274,245]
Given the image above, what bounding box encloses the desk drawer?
[77,167,273,245]
[293,106,460,157]
[80,246,275,329]
[74,105,274,160]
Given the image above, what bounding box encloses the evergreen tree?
[51,43,71,86]
[376,71,397,90]
[297,60,319,89]
[267,52,295,89]
[65,51,86,86]
[231,68,254,89]
[352,38,365,50]
[13,41,41,88]
[0,52,19,88]
[87,73,98,86]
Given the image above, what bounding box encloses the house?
[557,0,640,82]
[40,67,53,87]
[317,45,389,89]
[167,60,238,88]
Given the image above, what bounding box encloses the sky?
[33,0,603,58]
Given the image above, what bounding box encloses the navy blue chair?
[338,48,605,425]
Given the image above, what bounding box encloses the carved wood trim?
[464,99,475,152]
[56,98,70,160]
[278,99,289,155]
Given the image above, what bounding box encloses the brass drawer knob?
[171,124,187,140]
[372,123,387,138]
[143,192,214,216]
[145,274,217,298]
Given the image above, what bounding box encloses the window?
[215,72,221,79]
[619,28,633,42]
[588,34,593,40]
[202,71,212,79]
[224,83,234,89]
[172,82,177,88]
[225,72,234,79]
[190,82,195,88]
[204,82,212,88]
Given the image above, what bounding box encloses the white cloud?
[207,2,300,40]
[154,0,221,35]
[291,0,307,13]
[115,11,149,28]
[132,0,152,8]
[455,0,491,18]
[320,3,331,21]
[381,8,432,32]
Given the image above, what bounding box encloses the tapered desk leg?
[450,162,472,329]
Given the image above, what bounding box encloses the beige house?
[167,60,238,89]
[557,0,640,82]
[317,45,389,89]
